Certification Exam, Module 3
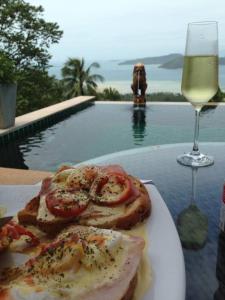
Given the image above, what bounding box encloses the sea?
[48,60,225,94]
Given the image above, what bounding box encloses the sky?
[28,0,225,62]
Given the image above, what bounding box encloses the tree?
[0,51,17,83]
[0,0,64,116]
[16,69,64,116]
[102,87,121,100]
[0,0,63,70]
[61,58,104,98]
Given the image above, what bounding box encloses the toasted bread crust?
[17,196,40,225]
[17,176,151,234]
[18,196,73,235]
[37,218,73,235]
[116,176,151,229]
[79,176,151,230]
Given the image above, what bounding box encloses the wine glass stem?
[191,109,200,155]
[191,167,197,205]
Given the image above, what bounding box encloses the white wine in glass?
[177,21,218,167]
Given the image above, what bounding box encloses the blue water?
[49,60,225,93]
[1,103,225,171]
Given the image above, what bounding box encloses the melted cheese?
[11,287,55,300]
[52,169,74,188]
[53,166,98,190]
[120,222,153,300]
[7,225,46,254]
[79,203,125,226]
[37,195,63,222]
[5,229,140,300]
[9,235,33,253]
[37,168,90,222]
[10,252,126,300]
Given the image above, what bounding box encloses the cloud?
[28,0,225,60]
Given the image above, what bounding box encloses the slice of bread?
[17,175,151,235]
[78,176,151,230]
[17,196,40,225]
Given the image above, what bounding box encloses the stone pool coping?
[0,96,94,144]
[95,101,225,105]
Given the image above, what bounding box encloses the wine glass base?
[177,152,214,167]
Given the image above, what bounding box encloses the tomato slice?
[90,173,133,206]
[101,165,126,175]
[56,165,75,174]
[0,221,39,247]
[39,177,52,195]
[46,188,90,218]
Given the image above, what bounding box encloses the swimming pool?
[1,102,225,171]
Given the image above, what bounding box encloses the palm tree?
[102,87,121,100]
[61,58,104,98]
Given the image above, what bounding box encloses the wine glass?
[177,167,208,249]
[177,21,218,167]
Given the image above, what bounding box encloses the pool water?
[2,102,225,171]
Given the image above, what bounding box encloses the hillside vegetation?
[119,54,182,66]
[119,53,225,69]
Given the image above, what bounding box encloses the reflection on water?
[177,167,208,250]
[1,103,225,171]
[132,106,147,145]
[0,127,58,170]
[0,142,28,169]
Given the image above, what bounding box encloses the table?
[1,142,225,300]
[82,142,225,300]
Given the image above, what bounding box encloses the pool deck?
[0,168,51,185]
[0,96,94,139]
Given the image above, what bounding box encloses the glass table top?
[82,142,225,300]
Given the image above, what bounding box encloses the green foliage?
[117,92,186,102]
[211,86,224,102]
[201,87,225,113]
[0,0,63,69]
[16,69,64,116]
[0,52,17,83]
[61,58,104,98]
[0,0,63,115]
[96,87,121,100]
[147,92,186,102]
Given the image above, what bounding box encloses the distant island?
[119,53,225,69]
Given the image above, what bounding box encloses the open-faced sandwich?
[16,165,151,235]
[0,165,152,299]
[0,220,45,254]
[0,225,145,300]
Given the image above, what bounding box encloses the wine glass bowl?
[177,21,218,167]
[181,55,218,109]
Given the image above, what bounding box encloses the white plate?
[0,184,185,300]
[145,184,186,300]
